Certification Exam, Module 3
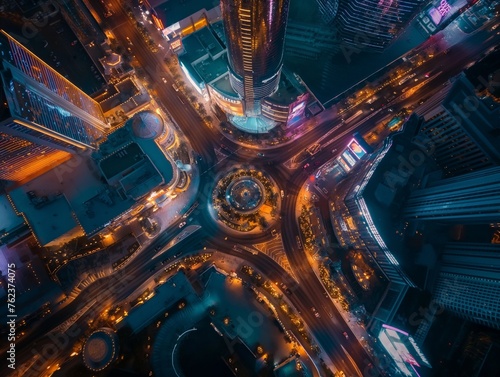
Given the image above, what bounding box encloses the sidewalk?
[211,251,322,377]
[295,175,381,366]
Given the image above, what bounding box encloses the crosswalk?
[253,237,295,278]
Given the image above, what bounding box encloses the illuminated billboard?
[379,324,431,377]
[336,156,351,173]
[348,139,367,160]
[287,93,309,124]
[342,150,357,168]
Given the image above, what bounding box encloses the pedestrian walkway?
[253,237,295,278]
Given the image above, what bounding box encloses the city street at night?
[1,0,500,377]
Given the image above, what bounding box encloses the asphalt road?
[3,5,499,376]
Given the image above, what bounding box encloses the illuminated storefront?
[208,85,244,116]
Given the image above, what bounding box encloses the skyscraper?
[402,166,500,223]
[415,74,500,178]
[433,242,500,329]
[221,0,290,115]
[336,0,421,51]
[0,30,108,182]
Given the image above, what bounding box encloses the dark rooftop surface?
[151,0,219,27]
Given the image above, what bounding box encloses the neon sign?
[437,0,451,16]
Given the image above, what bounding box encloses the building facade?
[330,112,500,331]
[335,0,422,51]
[329,115,426,329]
[433,242,500,329]
[0,30,108,182]
[415,74,500,178]
[402,166,500,223]
[221,0,290,115]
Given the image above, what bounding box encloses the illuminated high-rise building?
[402,166,500,224]
[415,74,500,178]
[221,0,290,115]
[336,0,421,51]
[0,30,108,182]
[434,242,500,330]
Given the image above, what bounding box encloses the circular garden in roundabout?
[212,167,280,233]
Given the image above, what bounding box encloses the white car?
[178,221,186,228]
[162,77,167,84]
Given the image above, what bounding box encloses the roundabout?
[226,177,264,213]
[212,167,280,233]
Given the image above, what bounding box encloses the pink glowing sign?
[437,0,451,16]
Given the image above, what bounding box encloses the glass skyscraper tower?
[221,0,290,115]
[336,0,421,51]
[0,30,108,182]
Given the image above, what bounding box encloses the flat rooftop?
[211,73,239,98]
[6,115,175,242]
[210,20,226,46]
[193,54,228,84]
[266,68,306,106]
[274,358,303,377]
[151,0,219,27]
[98,79,141,113]
[179,25,228,86]
[120,271,197,333]
[8,188,78,246]
[100,142,144,179]
[0,194,24,233]
[182,26,224,58]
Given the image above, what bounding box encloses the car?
[296,235,302,249]
[271,229,278,237]
[331,149,337,154]
[315,312,321,318]
[172,83,179,91]
[257,152,265,157]
[303,163,310,169]
[70,40,78,46]
[178,221,186,228]
[280,190,284,198]
[162,77,167,84]
[343,331,349,339]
